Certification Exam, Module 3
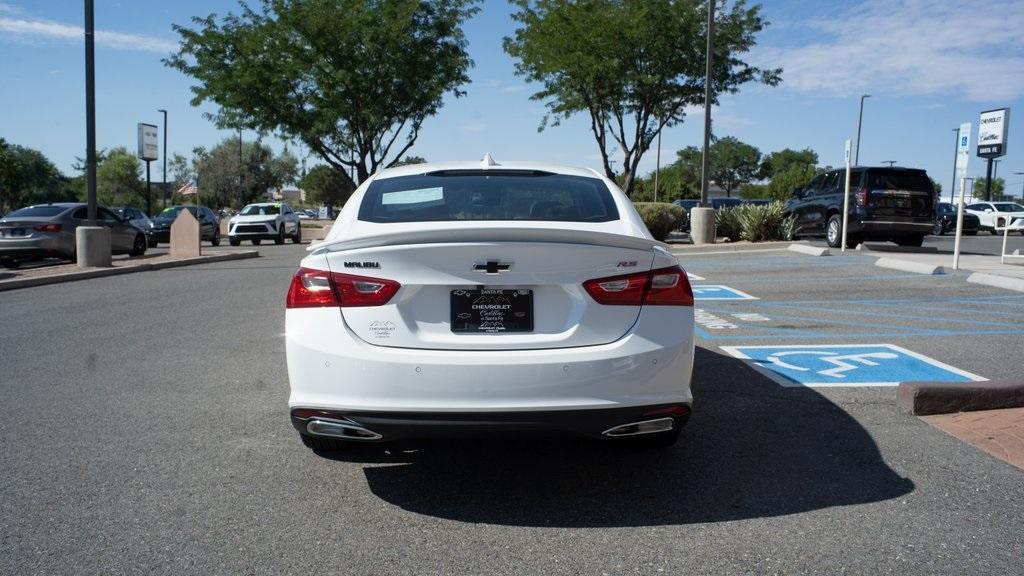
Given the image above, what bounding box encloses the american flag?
[177,182,198,196]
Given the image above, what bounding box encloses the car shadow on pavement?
[315,346,915,527]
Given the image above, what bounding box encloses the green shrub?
[716,201,794,242]
[633,202,684,241]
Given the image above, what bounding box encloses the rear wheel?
[210,230,220,247]
[825,214,843,248]
[129,234,147,256]
[300,434,348,452]
[292,224,302,244]
[894,234,925,247]
[932,221,944,236]
[229,237,241,247]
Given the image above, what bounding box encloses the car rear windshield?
[157,206,198,218]
[865,170,933,192]
[358,172,619,223]
[4,205,68,218]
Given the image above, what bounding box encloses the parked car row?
[0,203,150,268]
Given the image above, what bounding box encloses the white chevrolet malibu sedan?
[285,157,695,450]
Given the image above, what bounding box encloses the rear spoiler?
[310,227,669,254]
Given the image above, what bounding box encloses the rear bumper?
[290,404,690,441]
[852,219,933,236]
[0,235,72,259]
[286,306,695,418]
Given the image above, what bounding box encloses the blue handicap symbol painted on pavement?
[691,285,757,300]
[721,344,985,387]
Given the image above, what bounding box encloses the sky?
[1,0,1023,199]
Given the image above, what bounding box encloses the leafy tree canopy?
[504,0,780,196]
[167,0,478,186]
[973,177,1005,199]
[759,147,817,179]
[300,164,354,207]
[0,139,71,213]
[96,147,145,208]
[195,138,298,208]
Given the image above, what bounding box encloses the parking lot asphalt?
[2,243,1023,575]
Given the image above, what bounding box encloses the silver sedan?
[0,203,148,268]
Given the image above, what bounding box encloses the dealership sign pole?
[953,122,971,270]
[841,139,852,251]
[137,123,159,216]
[977,108,1010,201]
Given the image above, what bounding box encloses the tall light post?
[158,109,167,211]
[949,127,960,204]
[654,119,661,203]
[699,0,715,208]
[854,94,870,166]
[84,0,97,225]
[1015,172,1024,202]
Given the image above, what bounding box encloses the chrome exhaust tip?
[306,418,383,441]
[602,417,675,438]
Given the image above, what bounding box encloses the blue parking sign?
[691,285,757,300]
[721,344,985,387]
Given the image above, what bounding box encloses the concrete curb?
[0,250,259,292]
[897,380,1024,416]
[875,257,946,275]
[967,272,1024,293]
[787,243,831,257]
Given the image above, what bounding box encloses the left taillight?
[286,267,400,309]
[33,223,62,233]
[583,265,693,307]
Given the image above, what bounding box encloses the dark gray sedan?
[0,203,148,268]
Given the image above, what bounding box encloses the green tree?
[738,182,767,199]
[300,165,354,206]
[973,177,1005,199]
[759,147,817,179]
[504,0,780,196]
[96,147,145,208]
[765,163,816,201]
[0,140,70,213]
[196,138,298,208]
[167,0,478,188]
[393,155,427,166]
[707,136,761,196]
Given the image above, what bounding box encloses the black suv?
[785,167,935,248]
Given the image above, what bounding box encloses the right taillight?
[855,187,869,206]
[583,265,693,307]
[286,267,400,308]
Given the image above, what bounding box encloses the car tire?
[147,237,158,248]
[229,237,241,247]
[292,224,302,244]
[129,234,147,256]
[252,238,261,246]
[825,214,843,248]
[210,230,220,247]
[932,221,944,236]
[274,226,285,245]
[894,234,925,247]
[300,434,347,452]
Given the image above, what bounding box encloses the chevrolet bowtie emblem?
[473,261,512,274]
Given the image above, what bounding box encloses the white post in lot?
[842,139,852,251]
[952,121,971,270]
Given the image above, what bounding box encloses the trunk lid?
[862,168,934,220]
[317,227,663,350]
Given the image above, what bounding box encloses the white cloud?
[755,0,1024,102]
[0,15,176,53]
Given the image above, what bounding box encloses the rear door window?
[359,172,619,223]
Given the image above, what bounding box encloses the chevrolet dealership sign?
[977,108,1009,158]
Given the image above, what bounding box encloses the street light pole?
[84,0,97,225]
[699,0,715,207]
[949,128,959,205]
[1015,172,1024,203]
[854,94,870,166]
[158,109,167,212]
[654,119,661,203]
[882,160,897,167]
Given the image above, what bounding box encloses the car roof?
[370,159,603,181]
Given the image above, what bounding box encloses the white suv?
[285,158,695,450]
[965,201,1024,234]
[228,202,302,245]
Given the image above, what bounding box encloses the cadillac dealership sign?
[977,108,1009,158]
